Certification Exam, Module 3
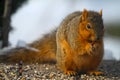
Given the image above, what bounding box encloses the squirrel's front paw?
[85,45,93,55]
[86,43,96,55]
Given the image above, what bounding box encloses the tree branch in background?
[1,0,12,48]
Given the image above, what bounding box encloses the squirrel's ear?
[81,9,88,21]
[99,9,102,16]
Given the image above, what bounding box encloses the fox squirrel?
[0,9,104,75]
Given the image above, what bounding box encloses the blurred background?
[0,0,120,60]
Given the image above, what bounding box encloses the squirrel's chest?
[73,43,103,71]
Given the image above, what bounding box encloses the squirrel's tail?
[0,30,57,64]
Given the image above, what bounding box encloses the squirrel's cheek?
[90,34,96,41]
[89,30,97,41]
[79,30,88,39]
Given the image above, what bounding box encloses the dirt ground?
[0,60,120,80]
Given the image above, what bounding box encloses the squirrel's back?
[0,11,81,64]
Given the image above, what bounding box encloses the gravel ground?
[0,60,120,80]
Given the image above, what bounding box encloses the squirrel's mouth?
[88,40,97,51]
[88,40,97,46]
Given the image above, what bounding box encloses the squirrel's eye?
[86,24,92,30]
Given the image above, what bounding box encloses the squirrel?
[0,9,104,76]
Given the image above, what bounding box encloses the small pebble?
[45,67,49,70]
[49,72,55,78]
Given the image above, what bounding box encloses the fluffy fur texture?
[0,9,104,75]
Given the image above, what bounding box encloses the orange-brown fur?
[0,9,104,75]
[1,30,57,64]
[56,9,104,75]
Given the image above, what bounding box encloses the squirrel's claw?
[87,71,104,76]
[64,70,77,76]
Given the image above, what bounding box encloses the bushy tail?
[0,30,57,64]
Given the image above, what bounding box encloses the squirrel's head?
[79,9,104,43]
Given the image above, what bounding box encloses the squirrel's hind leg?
[64,70,77,76]
[87,71,104,76]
